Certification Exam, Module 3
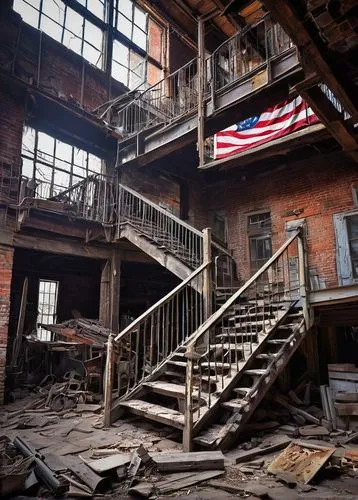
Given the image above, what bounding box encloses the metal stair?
[111,228,310,451]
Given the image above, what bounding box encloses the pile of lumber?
[328,364,358,430]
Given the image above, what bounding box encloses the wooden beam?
[261,0,357,119]
[13,233,112,260]
[110,251,120,333]
[299,86,358,162]
[99,259,111,328]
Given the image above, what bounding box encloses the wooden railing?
[182,228,308,450]
[111,261,210,398]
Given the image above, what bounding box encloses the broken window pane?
[42,0,65,25]
[13,0,40,28]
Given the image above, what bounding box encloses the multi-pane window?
[21,127,103,198]
[13,0,104,68]
[13,0,165,89]
[210,210,227,244]
[347,214,358,279]
[112,0,164,89]
[37,279,59,341]
[248,212,272,274]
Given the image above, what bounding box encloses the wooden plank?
[328,364,357,372]
[150,451,224,472]
[224,436,291,465]
[336,392,358,403]
[10,276,28,367]
[86,454,131,474]
[119,400,185,429]
[156,470,225,494]
[329,371,358,381]
[335,403,358,416]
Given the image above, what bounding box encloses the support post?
[203,227,212,320]
[110,251,120,333]
[103,333,114,428]
[183,347,194,452]
[99,260,111,328]
[197,16,205,167]
[297,230,310,330]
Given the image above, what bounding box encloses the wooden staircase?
[110,228,310,451]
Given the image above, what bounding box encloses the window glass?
[37,279,59,341]
[13,0,40,27]
[21,126,104,198]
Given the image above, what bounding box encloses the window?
[248,212,272,273]
[13,0,165,89]
[347,214,358,278]
[334,211,358,285]
[37,279,59,341]
[21,126,104,198]
[13,0,104,68]
[112,0,164,89]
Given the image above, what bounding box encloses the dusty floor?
[1,395,358,499]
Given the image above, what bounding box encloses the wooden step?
[277,323,299,330]
[119,400,185,429]
[256,353,278,360]
[244,369,268,376]
[193,425,224,447]
[143,381,207,403]
[267,339,289,345]
[221,398,248,410]
[233,387,252,396]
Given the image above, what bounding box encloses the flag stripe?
[214,97,319,160]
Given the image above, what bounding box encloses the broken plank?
[224,436,291,465]
[86,454,131,474]
[336,392,358,402]
[128,482,154,498]
[335,403,358,416]
[298,425,329,437]
[150,451,224,472]
[156,470,225,494]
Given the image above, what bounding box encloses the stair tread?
[143,381,206,402]
[221,398,248,410]
[233,387,252,395]
[119,400,185,429]
[244,368,268,375]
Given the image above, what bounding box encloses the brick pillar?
[0,244,14,404]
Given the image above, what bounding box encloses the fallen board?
[155,470,225,494]
[224,436,291,465]
[150,451,225,472]
[86,454,131,474]
[335,403,358,416]
[336,392,358,402]
[267,440,335,484]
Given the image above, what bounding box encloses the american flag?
[214,96,319,160]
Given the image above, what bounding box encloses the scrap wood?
[335,403,358,416]
[298,425,330,437]
[85,453,131,474]
[273,394,320,425]
[339,431,358,445]
[267,440,335,484]
[154,470,225,494]
[69,462,110,493]
[150,450,225,472]
[224,435,292,465]
[336,392,358,402]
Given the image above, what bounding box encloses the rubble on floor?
[1,386,358,499]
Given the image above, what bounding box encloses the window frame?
[37,278,59,341]
[21,126,105,198]
[12,0,166,88]
[247,211,272,274]
[334,209,358,286]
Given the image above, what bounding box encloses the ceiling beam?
[261,0,357,119]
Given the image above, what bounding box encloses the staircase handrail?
[115,57,197,118]
[118,182,232,259]
[186,227,302,353]
[114,261,209,343]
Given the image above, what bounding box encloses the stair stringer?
[119,222,193,281]
[190,303,301,445]
[217,319,307,450]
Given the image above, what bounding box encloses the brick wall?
[199,152,358,287]
[0,245,14,404]
[121,168,181,216]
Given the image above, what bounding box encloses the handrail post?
[183,346,194,452]
[103,333,115,428]
[203,228,212,321]
[197,16,205,168]
[297,229,310,329]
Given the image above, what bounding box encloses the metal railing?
[116,58,200,140]
[117,182,204,268]
[183,228,307,449]
[211,16,293,93]
[112,261,209,398]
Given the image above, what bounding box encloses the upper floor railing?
[110,15,293,142]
